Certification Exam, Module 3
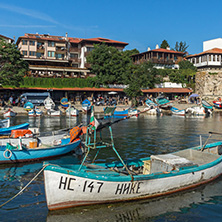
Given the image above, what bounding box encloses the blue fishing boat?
[113,108,128,116]
[171,107,185,116]
[0,122,29,135]
[155,96,172,109]
[145,98,157,108]
[44,125,222,210]
[61,97,69,109]
[0,137,80,164]
[202,99,213,110]
[24,101,34,111]
[82,99,91,113]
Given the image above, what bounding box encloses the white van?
[20,92,50,105]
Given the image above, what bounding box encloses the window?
[86,47,94,52]
[29,40,35,46]
[48,51,55,57]
[56,53,64,59]
[22,40,27,45]
[72,64,78,68]
[70,53,78,58]
[22,51,27,56]
[29,51,36,56]
[36,52,43,58]
[48,41,55,47]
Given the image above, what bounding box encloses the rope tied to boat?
[0,164,50,208]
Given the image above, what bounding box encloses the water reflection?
[1,112,222,221]
[47,178,222,222]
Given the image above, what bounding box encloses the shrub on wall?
[20,77,96,88]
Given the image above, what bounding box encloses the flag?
[89,106,100,130]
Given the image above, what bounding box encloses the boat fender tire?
[3,149,12,159]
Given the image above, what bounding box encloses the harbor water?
[1,113,222,221]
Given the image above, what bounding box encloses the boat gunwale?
[44,141,222,182]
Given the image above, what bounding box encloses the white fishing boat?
[35,107,43,116]
[44,97,55,110]
[44,123,222,210]
[144,99,161,115]
[171,107,186,116]
[0,118,10,128]
[47,109,62,117]
[66,106,79,117]
[3,108,17,118]
[28,109,35,117]
[144,107,161,115]
[128,108,140,117]
[186,106,212,116]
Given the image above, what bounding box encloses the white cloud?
[0,3,59,24]
[0,24,56,28]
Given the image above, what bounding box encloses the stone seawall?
[196,71,222,100]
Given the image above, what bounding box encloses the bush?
[20,77,96,88]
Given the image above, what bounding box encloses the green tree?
[122,48,139,57]
[178,60,197,71]
[86,44,133,86]
[174,41,189,53]
[124,62,160,100]
[160,40,170,49]
[0,38,29,86]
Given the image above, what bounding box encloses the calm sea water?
[1,113,222,221]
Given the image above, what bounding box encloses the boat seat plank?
[175,149,220,165]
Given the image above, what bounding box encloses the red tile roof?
[0,34,14,41]
[16,33,67,44]
[132,48,185,57]
[68,37,83,43]
[142,88,192,93]
[151,48,185,54]
[82,37,128,45]
[16,34,128,46]
[186,48,222,58]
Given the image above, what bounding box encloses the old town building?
[131,45,185,69]
[0,34,14,43]
[16,33,128,78]
[187,38,222,71]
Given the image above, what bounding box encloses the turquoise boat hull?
[0,138,80,164]
[0,123,29,135]
[44,141,222,210]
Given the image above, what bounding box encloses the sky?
[1,0,222,55]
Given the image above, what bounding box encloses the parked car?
[19,92,50,106]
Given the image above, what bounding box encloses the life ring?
[3,149,12,159]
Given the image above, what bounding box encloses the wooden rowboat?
[44,124,222,210]
[0,138,80,164]
[82,99,91,113]
[171,107,185,116]
[0,122,29,135]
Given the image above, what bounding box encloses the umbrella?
[108,91,117,95]
[189,93,199,99]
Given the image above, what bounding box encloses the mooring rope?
[0,164,49,208]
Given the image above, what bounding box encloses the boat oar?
[208,131,222,135]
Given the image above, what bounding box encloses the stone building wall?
[195,71,222,100]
